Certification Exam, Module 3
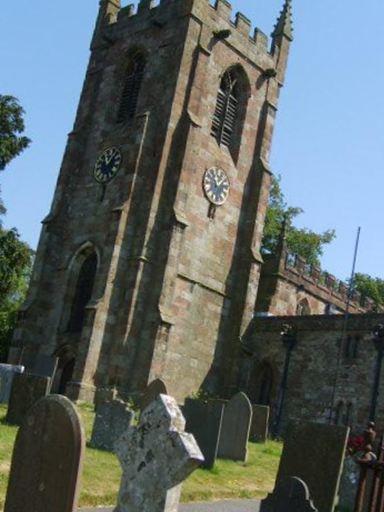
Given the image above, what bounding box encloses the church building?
[10,0,294,402]
[10,0,384,434]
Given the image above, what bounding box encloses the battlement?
[283,252,375,311]
[211,0,269,51]
[100,0,277,58]
[256,247,376,317]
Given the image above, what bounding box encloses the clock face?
[203,167,230,206]
[93,147,122,184]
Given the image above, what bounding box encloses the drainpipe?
[370,324,384,422]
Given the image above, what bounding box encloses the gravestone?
[260,477,318,512]
[6,373,51,426]
[4,394,84,512]
[218,392,252,462]
[250,404,269,443]
[21,353,58,380]
[90,398,134,451]
[0,364,24,404]
[115,394,204,512]
[277,422,349,512]
[183,398,224,469]
[140,378,168,411]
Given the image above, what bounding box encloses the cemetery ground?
[0,403,282,509]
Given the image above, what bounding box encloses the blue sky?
[1,0,384,280]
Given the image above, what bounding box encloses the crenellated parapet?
[283,252,375,312]
[256,247,376,317]
[92,0,292,73]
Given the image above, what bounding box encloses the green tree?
[262,175,336,266]
[0,228,32,307]
[286,228,336,267]
[0,94,32,361]
[0,95,31,172]
[0,95,31,215]
[0,228,33,362]
[0,228,33,361]
[354,273,384,311]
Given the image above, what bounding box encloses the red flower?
[348,435,365,455]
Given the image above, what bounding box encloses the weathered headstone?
[90,398,134,451]
[277,422,349,512]
[183,398,224,469]
[21,353,58,380]
[218,392,252,462]
[0,364,24,404]
[260,477,318,512]
[115,394,204,512]
[250,404,269,443]
[6,373,51,426]
[140,378,168,411]
[4,394,84,512]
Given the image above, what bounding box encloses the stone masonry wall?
[147,0,293,400]
[241,314,384,433]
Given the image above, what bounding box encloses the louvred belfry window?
[117,53,146,123]
[211,70,240,147]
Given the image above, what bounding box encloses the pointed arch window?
[297,298,311,316]
[211,69,241,148]
[117,53,146,123]
[67,252,98,333]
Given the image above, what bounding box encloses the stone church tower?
[11,0,293,402]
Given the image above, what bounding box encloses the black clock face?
[203,167,230,206]
[93,147,122,184]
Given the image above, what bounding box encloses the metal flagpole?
[328,227,361,424]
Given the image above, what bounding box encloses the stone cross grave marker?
[183,398,224,469]
[277,422,349,512]
[250,404,270,443]
[140,378,168,412]
[4,394,84,512]
[115,394,204,512]
[260,477,318,512]
[6,373,51,426]
[90,398,134,451]
[0,364,24,404]
[218,392,252,462]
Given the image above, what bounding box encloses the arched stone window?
[67,252,98,333]
[297,298,311,316]
[211,66,249,156]
[117,52,146,123]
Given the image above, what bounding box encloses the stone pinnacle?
[272,0,294,41]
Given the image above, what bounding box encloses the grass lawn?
[0,403,281,508]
